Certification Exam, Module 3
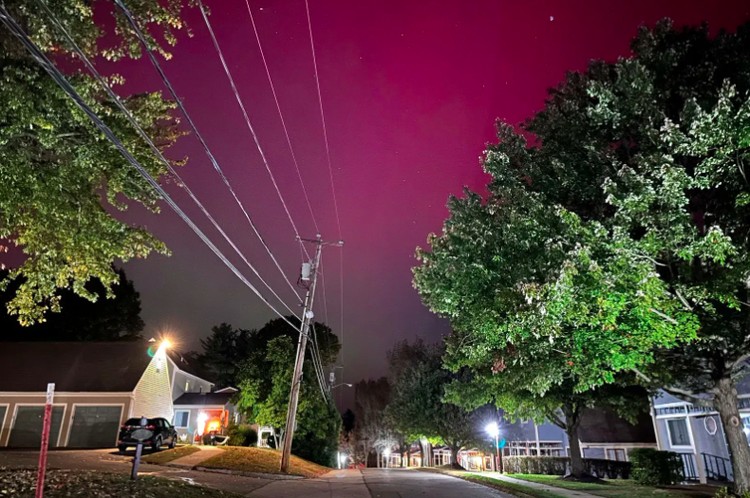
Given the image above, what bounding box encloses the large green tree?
[417,20,750,488]
[0,0,191,325]
[198,323,252,387]
[234,317,341,466]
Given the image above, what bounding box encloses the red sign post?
[35,383,55,498]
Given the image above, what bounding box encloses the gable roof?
[0,341,154,392]
[173,392,235,406]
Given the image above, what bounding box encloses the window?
[607,448,626,461]
[173,410,189,428]
[667,418,691,447]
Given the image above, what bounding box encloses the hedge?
[502,456,631,478]
[629,448,683,485]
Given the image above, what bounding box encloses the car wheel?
[118,445,127,454]
[152,436,162,452]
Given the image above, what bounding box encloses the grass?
[199,446,330,478]
[415,467,565,498]
[509,474,716,498]
[0,469,242,497]
[142,445,202,465]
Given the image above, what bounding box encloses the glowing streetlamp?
[383,448,391,468]
[485,422,501,473]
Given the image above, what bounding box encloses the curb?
[194,466,305,480]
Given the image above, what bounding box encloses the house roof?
[0,341,154,392]
[173,392,235,406]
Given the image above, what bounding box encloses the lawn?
[199,447,330,478]
[142,444,201,464]
[509,474,716,498]
[0,469,242,497]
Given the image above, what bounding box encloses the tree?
[198,323,251,387]
[417,20,750,487]
[352,377,393,467]
[0,0,191,325]
[0,268,144,341]
[234,316,341,466]
[386,339,490,468]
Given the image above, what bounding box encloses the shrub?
[227,424,258,447]
[629,448,683,485]
[714,487,750,498]
[503,456,569,475]
[583,458,631,479]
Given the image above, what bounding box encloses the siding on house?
[171,370,213,401]
[131,353,173,420]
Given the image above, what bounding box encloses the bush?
[503,456,569,475]
[629,448,683,485]
[227,424,258,447]
[583,458,632,479]
[714,487,750,498]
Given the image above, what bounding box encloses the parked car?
[117,417,177,452]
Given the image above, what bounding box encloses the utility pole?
[280,234,343,473]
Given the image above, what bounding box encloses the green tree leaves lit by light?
[0,1,191,324]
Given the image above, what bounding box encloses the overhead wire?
[34,0,300,320]
[0,5,299,332]
[243,0,320,235]
[196,0,311,261]
[304,0,346,402]
[112,0,303,302]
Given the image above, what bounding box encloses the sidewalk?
[471,472,601,498]
[168,445,223,468]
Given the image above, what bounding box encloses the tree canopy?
[0,0,191,325]
[414,20,750,483]
[234,316,341,466]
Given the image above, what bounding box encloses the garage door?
[67,406,123,448]
[8,406,64,448]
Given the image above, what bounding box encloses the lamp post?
[383,448,391,468]
[486,422,501,473]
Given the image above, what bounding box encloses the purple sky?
[45,1,750,404]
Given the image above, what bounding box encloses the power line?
[34,0,300,320]
[304,0,346,407]
[0,5,299,332]
[303,0,342,238]
[243,0,319,235]
[196,0,311,261]
[113,0,302,302]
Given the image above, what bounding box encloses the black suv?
[117,417,177,452]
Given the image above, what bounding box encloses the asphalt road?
[0,449,515,497]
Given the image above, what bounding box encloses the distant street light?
[331,383,353,389]
[485,422,501,473]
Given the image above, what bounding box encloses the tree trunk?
[450,443,461,468]
[562,404,585,478]
[407,448,411,468]
[714,377,750,493]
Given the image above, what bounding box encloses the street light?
[331,383,353,389]
[485,422,501,473]
[383,448,391,468]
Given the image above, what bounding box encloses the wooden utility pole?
[280,235,342,472]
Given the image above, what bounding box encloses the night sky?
[31,1,750,404]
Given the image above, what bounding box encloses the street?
[0,450,514,497]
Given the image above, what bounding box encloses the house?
[0,340,228,449]
[650,379,750,484]
[172,387,239,444]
